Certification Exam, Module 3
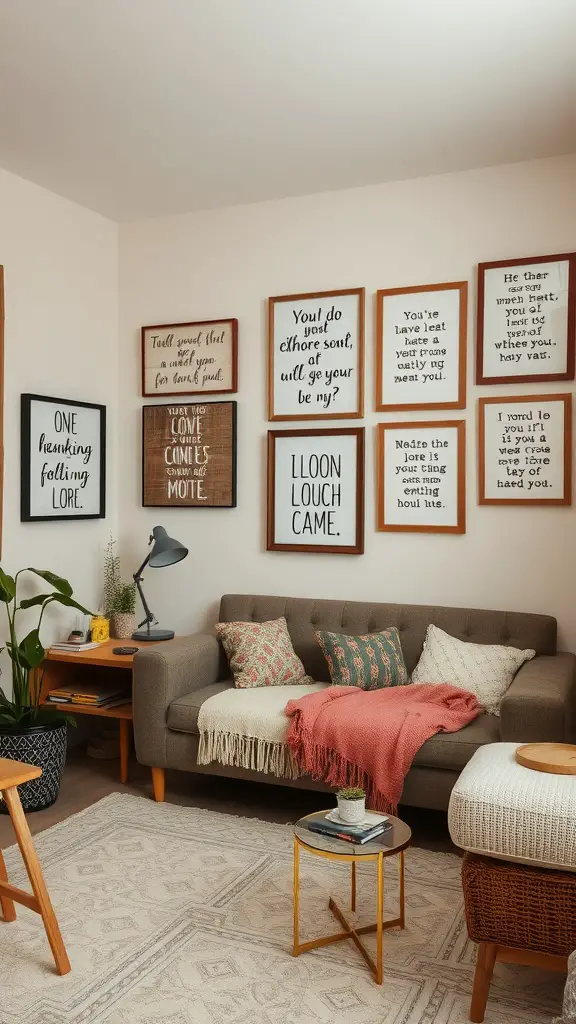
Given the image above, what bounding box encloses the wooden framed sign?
[377,420,465,533]
[376,281,467,410]
[268,287,364,420]
[267,427,364,553]
[21,394,106,521]
[142,318,238,397]
[142,401,237,507]
[479,394,571,505]
[477,252,576,384]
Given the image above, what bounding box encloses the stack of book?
[306,809,391,845]
[50,641,103,653]
[45,681,130,709]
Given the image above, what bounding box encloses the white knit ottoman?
[448,742,576,872]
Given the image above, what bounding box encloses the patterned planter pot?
[0,719,67,813]
[112,613,137,639]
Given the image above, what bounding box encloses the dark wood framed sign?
[142,318,238,397]
[377,420,466,533]
[376,281,467,411]
[477,252,576,384]
[21,394,106,521]
[142,401,237,507]
[268,287,364,420]
[267,427,364,553]
[478,394,572,506]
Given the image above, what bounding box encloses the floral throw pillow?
[315,627,408,690]
[215,617,312,689]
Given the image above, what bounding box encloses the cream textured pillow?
[215,616,312,689]
[411,624,535,715]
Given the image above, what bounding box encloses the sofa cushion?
[315,626,408,690]
[168,680,233,734]
[215,617,311,688]
[413,713,500,770]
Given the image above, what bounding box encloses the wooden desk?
[40,640,159,784]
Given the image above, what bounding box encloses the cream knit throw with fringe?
[197,682,327,779]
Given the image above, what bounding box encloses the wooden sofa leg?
[151,767,165,802]
[470,942,496,1023]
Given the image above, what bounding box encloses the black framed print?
[21,394,106,521]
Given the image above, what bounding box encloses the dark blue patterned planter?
[0,720,67,812]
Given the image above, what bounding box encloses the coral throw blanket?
[285,683,480,812]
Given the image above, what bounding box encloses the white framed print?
[267,427,364,553]
[377,420,466,533]
[268,287,364,420]
[376,281,467,410]
[21,394,106,521]
[479,394,572,505]
[477,252,576,384]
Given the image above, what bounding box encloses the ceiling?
[0,0,575,222]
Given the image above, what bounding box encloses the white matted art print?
[479,394,572,505]
[268,288,364,420]
[267,428,364,553]
[377,421,465,533]
[376,281,467,410]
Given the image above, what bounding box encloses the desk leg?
[119,720,131,784]
[293,837,300,955]
[350,860,356,912]
[399,850,405,928]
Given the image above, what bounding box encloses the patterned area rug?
[0,794,563,1024]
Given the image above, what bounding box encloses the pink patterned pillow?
[215,617,312,689]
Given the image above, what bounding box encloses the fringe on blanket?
[289,732,397,815]
[198,730,301,780]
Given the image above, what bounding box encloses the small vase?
[112,613,137,639]
[337,795,366,824]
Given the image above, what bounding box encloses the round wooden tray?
[516,742,576,775]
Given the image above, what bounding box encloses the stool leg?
[350,860,356,912]
[0,845,17,922]
[3,786,71,975]
[470,942,495,1023]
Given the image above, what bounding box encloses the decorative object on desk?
[132,525,188,641]
[142,401,237,507]
[102,535,137,638]
[66,629,86,645]
[0,564,92,811]
[141,317,238,397]
[336,786,366,824]
[90,613,110,643]
[21,393,106,521]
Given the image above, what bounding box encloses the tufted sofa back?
[218,594,557,679]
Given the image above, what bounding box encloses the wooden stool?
[0,757,71,975]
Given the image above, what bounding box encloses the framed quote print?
[142,401,237,507]
[376,281,467,411]
[377,420,466,533]
[479,394,571,505]
[21,394,106,521]
[267,427,364,553]
[142,318,238,397]
[477,252,576,384]
[268,287,364,420]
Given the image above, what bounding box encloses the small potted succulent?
[337,786,366,824]
[103,537,137,640]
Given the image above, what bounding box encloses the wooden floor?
[0,746,456,853]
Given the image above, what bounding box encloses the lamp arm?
[133,557,157,630]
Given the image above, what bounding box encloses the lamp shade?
[148,526,188,568]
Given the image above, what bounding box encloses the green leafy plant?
[114,583,136,615]
[0,567,92,730]
[337,787,365,800]
[103,537,136,616]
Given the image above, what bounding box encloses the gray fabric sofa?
[132,594,576,809]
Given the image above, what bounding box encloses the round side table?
[293,811,411,985]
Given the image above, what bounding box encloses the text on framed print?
[142,318,238,397]
[142,401,237,507]
[377,421,465,533]
[267,427,364,553]
[376,281,467,410]
[21,394,106,521]
[479,394,571,505]
[268,288,364,419]
[477,252,576,384]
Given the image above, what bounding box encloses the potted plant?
[337,786,366,824]
[0,566,92,812]
[103,537,137,640]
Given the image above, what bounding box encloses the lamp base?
[132,628,175,642]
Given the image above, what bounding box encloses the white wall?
[0,168,118,660]
[119,154,576,650]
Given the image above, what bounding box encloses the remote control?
[113,646,140,655]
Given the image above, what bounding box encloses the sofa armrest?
[500,653,576,743]
[133,632,222,766]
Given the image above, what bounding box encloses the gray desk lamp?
[132,526,188,641]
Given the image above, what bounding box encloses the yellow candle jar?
[90,615,110,643]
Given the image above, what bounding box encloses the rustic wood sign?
[376,281,467,410]
[479,394,571,505]
[142,401,237,507]
[142,318,238,397]
[477,252,576,384]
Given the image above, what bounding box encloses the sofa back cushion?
[218,595,557,680]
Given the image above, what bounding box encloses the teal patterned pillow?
[315,627,408,690]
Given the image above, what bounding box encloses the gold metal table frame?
[292,815,410,985]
